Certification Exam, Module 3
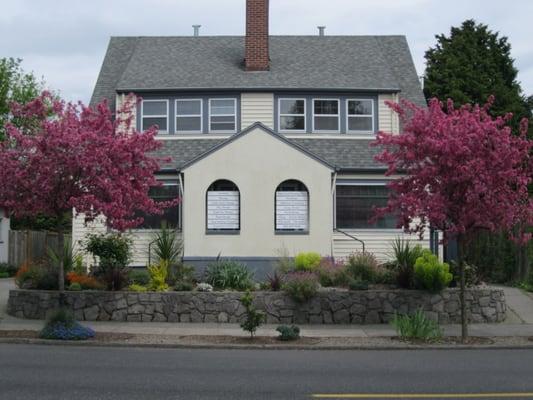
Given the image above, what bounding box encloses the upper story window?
[206,179,240,232]
[209,99,237,133]
[176,99,202,133]
[141,100,168,134]
[347,99,374,133]
[312,99,339,133]
[279,98,306,132]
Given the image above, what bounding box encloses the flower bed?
[7,287,506,324]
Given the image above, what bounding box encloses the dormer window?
[312,99,339,133]
[209,98,237,133]
[141,99,168,134]
[279,98,306,132]
[347,99,374,133]
[176,99,202,133]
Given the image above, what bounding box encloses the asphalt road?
[1,344,533,400]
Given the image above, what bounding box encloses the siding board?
[241,93,274,129]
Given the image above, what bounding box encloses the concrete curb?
[1,337,533,351]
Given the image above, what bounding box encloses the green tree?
[424,20,531,132]
[0,58,44,141]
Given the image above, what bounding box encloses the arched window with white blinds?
[206,180,240,232]
[275,180,309,232]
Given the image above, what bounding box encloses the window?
[137,183,180,229]
[176,99,202,133]
[209,99,237,133]
[335,184,396,229]
[313,99,339,132]
[275,180,309,232]
[206,180,240,231]
[347,99,374,133]
[141,100,168,133]
[279,98,306,132]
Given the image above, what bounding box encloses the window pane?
[280,99,304,115]
[177,100,201,115]
[314,116,338,131]
[276,191,308,231]
[137,185,179,229]
[335,185,396,229]
[177,116,201,131]
[211,115,235,131]
[280,116,305,130]
[348,116,373,131]
[143,101,167,116]
[348,100,372,115]
[210,99,235,115]
[314,100,338,115]
[207,191,239,230]
[142,117,167,131]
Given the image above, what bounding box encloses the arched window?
[275,180,309,232]
[206,180,240,232]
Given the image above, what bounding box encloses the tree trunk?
[57,224,65,305]
[457,234,468,342]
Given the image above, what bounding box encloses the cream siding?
[378,93,400,134]
[72,212,107,269]
[240,93,274,129]
[0,209,9,263]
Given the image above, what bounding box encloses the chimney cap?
[192,25,201,36]
[317,26,326,36]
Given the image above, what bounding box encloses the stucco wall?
[0,209,9,264]
[182,126,334,259]
[8,288,506,324]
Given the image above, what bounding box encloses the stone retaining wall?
[7,288,506,324]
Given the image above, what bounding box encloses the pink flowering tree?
[0,92,178,291]
[373,97,532,339]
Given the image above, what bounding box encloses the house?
[76,0,433,275]
[0,209,9,264]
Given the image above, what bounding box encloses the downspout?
[330,170,337,258]
[178,171,184,257]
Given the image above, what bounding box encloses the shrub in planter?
[66,272,104,290]
[46,236,83,274]
[282,271,319,303]
[40,309,95,341]
[346,252,379,283]
[276,325,300,341]
[128,283,148,292]
[205,260,254,291]
[174,281,194,291]
[390,238,424,289]
[129,269,150,286]
[449,261,481,288]
[294,252,322,272]
[240,290,265,338]
[348,278,369,291]
[147,261,169,292]
[0,262,17,277]
[67,282,82,291]
[413,250,452,292]
[317,258,348,287]
[392,309,442,341]
[264,271,283,291]
[15,262,59,290]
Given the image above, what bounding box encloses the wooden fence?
[8,230,71,267]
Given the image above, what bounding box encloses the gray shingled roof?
[91,35,425,110]
[152,137,384,171]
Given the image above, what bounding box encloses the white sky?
[2,0,532,103]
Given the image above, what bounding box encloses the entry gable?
[180,122,335,171]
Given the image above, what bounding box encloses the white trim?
[346,98,375,135]
[175,99,203,134]
[312,98,340,133]
[208,98,237,134]
[278,97,306,133]
[141,99,169,134]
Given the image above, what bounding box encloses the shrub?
[151,225,183,284]
[346,252,379,283]
[265,271,283,291]
[205,260,254,291]
[68,282,82,291]
[449,261,480,287]
[15,262,58,290]
[46,236,83,274]
[276,248,296,273]
[98,266,130,291]
[317,258,348,287]
[390,238,425,288]
[85,233,132,268]
[66,272,104,290]
[147,261,169,292]
[174,281,194,291]
[348,279,369,291]
[196,282,213,292]
[40,309,95,341]
[392,309,442,341]
[282,271,319,303]
[276,325,300,341]
[413,250,452,292]
[239,290,265,338]
[0,272,8,279]
[0,262,17,277]
[294,252,322,272]
[128,283,148,292]
[129,269,150,286]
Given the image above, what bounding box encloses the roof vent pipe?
[192,25,201,36]
[317,26,326,36]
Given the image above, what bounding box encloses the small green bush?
[276,325,300,341]
[346,252,379,283]
[174,281,194,291]
[0,262,17,277]
[147,261,169,292]
[0,272,8,279]
[205,260,254,291]
[240,290,265,338]
[282,272,319,303]
[317,258,349,287]
[390,238,424,288]
[294,252,322,272]
[348,278,369,291]
[15,262,59,290]
[128,283,148,292]
[413,250,452,292]
[129,269,150,286]
[392,309,442,341]
[68,282,82,291]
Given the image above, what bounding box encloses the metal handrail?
[334,228,366,253]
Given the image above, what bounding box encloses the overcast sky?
[2,0,532,104]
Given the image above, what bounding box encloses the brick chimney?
[244,0,269,71]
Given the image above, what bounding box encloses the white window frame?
[346,98,375,134]
[208,98,237,134]
[175,99,203,134]
[312,98,340,133]
[141,99,169,134]
[278,98,306,133]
